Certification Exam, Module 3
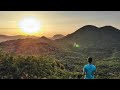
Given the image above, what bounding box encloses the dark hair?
[87,57,92,63]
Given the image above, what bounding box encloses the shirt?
[83,64,96,79]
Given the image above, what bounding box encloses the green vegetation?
[0,52,82,79]
[52,50,120,79]
[0,48,120,79]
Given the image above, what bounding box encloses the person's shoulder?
[84,64,87,68]
[92,64,96,68]
[84,64,88,68]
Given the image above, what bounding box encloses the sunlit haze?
[19,17,41,35]
[0,11,120,37]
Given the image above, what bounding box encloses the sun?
[19,17,41,34]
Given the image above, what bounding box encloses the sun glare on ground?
[19,17,42,35]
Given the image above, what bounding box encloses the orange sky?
[0,11,120,37]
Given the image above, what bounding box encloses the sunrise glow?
[19,17,41,34]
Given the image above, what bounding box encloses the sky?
[0,11,120,37]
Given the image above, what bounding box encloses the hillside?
[1,25,120,58]
[0,25,120,79]
[0,36,60,55]
[51,34,65,40]
[56,25,120,58]
[0,35,39,42]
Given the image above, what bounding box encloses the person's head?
[87,57,92,63]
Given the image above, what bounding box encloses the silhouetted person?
[83,57,96,79]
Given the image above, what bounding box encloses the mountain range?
[0,34,65,43]
[56,25,120,48]
[0,35,39,42]
[0,25,120,58]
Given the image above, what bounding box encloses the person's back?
[83,57,96,79]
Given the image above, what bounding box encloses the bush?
[0,53,82,79]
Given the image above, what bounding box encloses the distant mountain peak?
[52,34,65,40]
[78,25,119,31]
[39,36,52,42]
[80,25,98,30]
[70,25,99,35]
[83,25,98,27]
[70,25,120,36]
[40,36,48,39]
[53,34,64,36]
[0,35,8,37]
[100,25,118,30]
